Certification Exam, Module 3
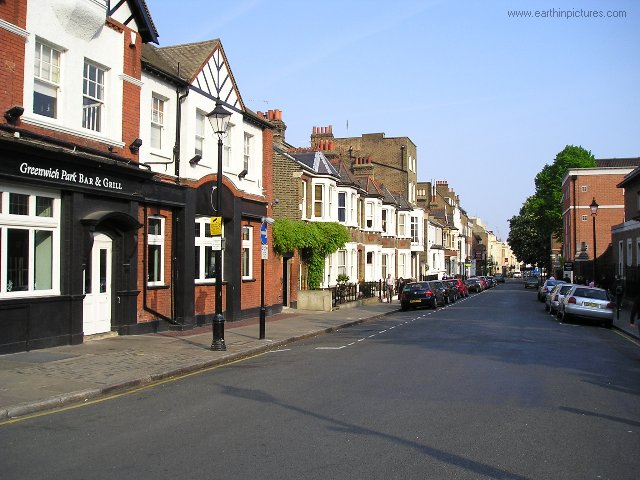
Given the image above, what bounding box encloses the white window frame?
[33,39,61,119]
[398,214,407,237]
[398,253,407,278]
[195,217,225,284]
[350,193,357,225]
[365,201,374,229]
[627,238,633,267]
[223,123,233,168]
[243,132,252,174]
[581,215,588,222]
[337,250,347,277]
[147,216,165,286]
[314,184,324,219]
[338,192,347,223]
[0,184,61,298]
[581,185,588,192]
[242,225,253,280]
[411,216,419,243]
[195,110,205,156]
[82,60,106,132]
[150,95,165,150]
[301,180,308,220]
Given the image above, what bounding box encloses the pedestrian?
[396,277,404,296]
[385,273,395,303]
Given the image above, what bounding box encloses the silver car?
[557,286,614,328]
[545,283,574,315]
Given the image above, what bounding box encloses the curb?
[1,309,396,420]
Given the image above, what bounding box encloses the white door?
[83,233,112,335]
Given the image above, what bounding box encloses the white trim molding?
[120,74,144,88]
[0,18,30,40]
[21,116,125,148]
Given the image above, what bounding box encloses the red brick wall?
[112,18,141,164]
[137,206,175,323]
[0,1,27,114]
[567,172,627,260]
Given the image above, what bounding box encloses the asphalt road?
[1,281,639,479]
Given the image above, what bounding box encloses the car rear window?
[404,283,429,291]
[558,285,573,294]
[572,288,609,300]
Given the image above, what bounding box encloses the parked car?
[471,276,488,290]
[537,279,564,302]
[447,278,469,298]
[464,278,483,293]
[545,283,574,314]
[524,276,540,289]
[431,280,455,304]
[557,286,614,328]
[513,272,522,278]
[494,274,505,283]
[485,276,496,288]
[400,281,445,311]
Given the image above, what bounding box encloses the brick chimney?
[257,109,287,146]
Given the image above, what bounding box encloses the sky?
[145,0,640,242]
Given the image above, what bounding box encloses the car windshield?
[571,288,609,300]
[546,280,562,286]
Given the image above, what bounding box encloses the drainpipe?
[174,81,189,182]
[572,175,577,260]
[143,205,179,325]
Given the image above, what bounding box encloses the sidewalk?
[0,301,399,420]
[613,297,640,340]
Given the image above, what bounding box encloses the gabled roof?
[290,151,340,178]
[380,184,399,206]
[596,157,640,168]
[618,165,640,188]
[142,39,246,112]
[392,192,413,211]
[330,159,364,191]
[109,0,159,44]
[142,40,219,83]
[355,176,384,198]
[129,0,159,44]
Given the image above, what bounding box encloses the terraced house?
[0,0,279,353]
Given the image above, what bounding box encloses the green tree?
[272,219,350,289]
[508,196,549,266]
[508,145,596,268]
[534,145,596,241]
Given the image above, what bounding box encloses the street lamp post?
[207,100,231,351]
[259,217,275,340]
[590,197,599,285]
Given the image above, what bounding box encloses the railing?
[329,280,384,307]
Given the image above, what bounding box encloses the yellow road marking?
[0,352,267,426]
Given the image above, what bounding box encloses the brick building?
[611,165,640,298]
[562,159,640,283]
[0,0,279,353]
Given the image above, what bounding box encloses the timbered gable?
[108,0,159,44]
